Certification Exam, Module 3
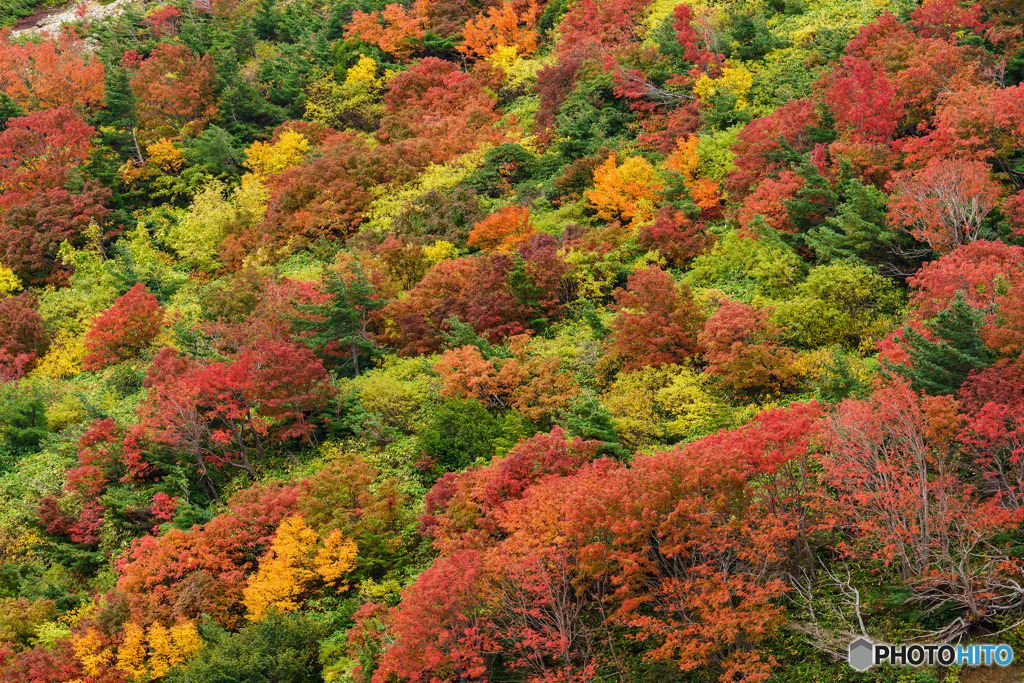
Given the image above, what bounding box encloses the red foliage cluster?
[907,240,1024,320]
[698,300,798,397]
[144,4,183,36]
[0,30,106,112]
[607,265,704,371]
[379,403,822,682]
[0,637,93,683]
[636,205,712,265]
[138,341,334,489]
[382,236,570,355]
[0,292,49,380]
[114,481,301,628]
[738,170,805,234]
[0,107,108,282]
[434,337,578,421]
[378,58,504,162]
[373,550,493,682]
[888,156,1003,253]
[128,43,218,141]
[420,427,600,551]
[725,99,820,200]
[82,284,166,371]
[823,381,1024,621]
[233,133,432,266]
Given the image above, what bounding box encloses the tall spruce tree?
[892,291,994,395]
[100,64,143,162]
[291,266,384,377]
[806,178,893,265]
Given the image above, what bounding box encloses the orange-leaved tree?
[467,206,535,254]
[128,43,218,142]
[458,2,539,62]
[585,154,662,226]
[0,29,105,112]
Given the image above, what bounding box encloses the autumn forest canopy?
[0,0,1023,680]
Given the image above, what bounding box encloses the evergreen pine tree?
[254,0,278,39]
[291,266,384,377]
[784,159,839,234]
[0,385,48,463]
[892,292,994,396]
[813,344,864,403]
[0,92,25,132]
[100,64,143,161]
[804,177,910,268]
[441,316,510,360]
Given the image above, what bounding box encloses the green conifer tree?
[892,292,994,396]
[784,160,839,234]
[0,92,25,132]
[291,266,384,377]
[100,64,143,162]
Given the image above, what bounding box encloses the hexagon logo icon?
[849,638,874,671]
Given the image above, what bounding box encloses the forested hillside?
[0,0,1023,680]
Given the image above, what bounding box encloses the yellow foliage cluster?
[44,397,85,431]
[602,364,728,450]
[1,528,46,561]
[559,223,660,300]
[560,247,623,300]
[166,176,267,271]
[34,620,72,650]
[117,138,185,189]
[304,57,391,130]
[73,628,115,678]
[243,515,358,621]
[422,240,459,266]
[245,130,311,179]
[354,369,425,433]
[361,146,487,233]
[693,64,754,110]
[346,54,384,89]
[585,154,662,226]
[146,138,186,173]
[116,620,203,681]
[0,266,22,297]
[31,329,86,380]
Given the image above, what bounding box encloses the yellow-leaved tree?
[693,63,754,110]
[245,130,311,179]
[304,56,388,130]
[0,266,22,298]
[165,177,267,271]
[116,619,203,681]
[72,628,115,679]
[242,515,358,621]
[601,364,728,449]
[585,154,662,226]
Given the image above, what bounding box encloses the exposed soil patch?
[11,0,127,35]
[957,663,1024,682]
[12,0,70,29]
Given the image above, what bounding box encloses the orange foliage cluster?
[434,335,577,421]
[0,29,105,112]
